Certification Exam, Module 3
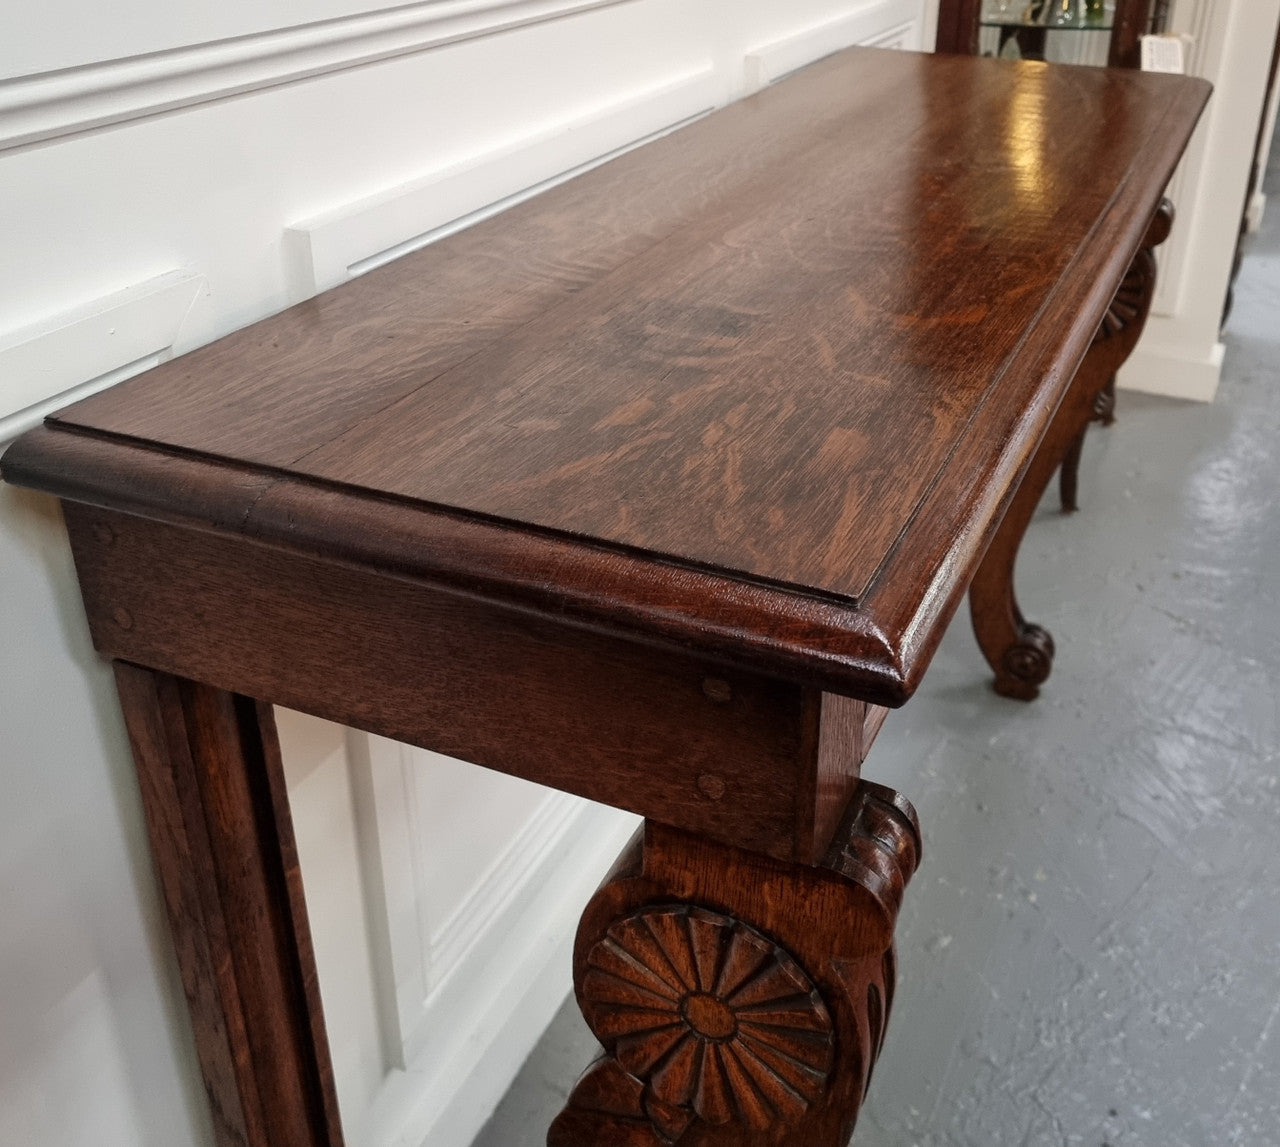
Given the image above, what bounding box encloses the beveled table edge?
[3,423,910,703]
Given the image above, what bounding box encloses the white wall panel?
[0,482,212,1147]
[352,737,641,1147]
[744,0,925,91]
[286,65,720,295]
[0,272,204,441]
[1247,71,1280,232]
[277,711,390,1131]
[0,0,640,153]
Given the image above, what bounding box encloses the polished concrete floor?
[473,143,1280,1146]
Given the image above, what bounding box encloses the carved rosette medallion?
[1092,199,1171,353]
[579,904,835,1133]
[1093,255,1152,345]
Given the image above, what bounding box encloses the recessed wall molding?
[0,0,632,154]
[863,20,920,51]
[743,0,922,91]
[425,788,582,1004]
[353,734,639,1147]
[285,65,719,296]
[0,271,204,442]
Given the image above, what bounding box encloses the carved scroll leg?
[114,664,344,1147]
[549,781,921,1147]
[978,199,1175,698]
[1056,199,1173,513]
[969,369,1091,699]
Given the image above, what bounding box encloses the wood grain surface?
[1,49,1210,703]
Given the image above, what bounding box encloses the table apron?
[64,501,884,864]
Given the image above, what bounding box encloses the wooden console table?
[1,49,1207,1147]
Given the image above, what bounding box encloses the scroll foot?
[993,622,1055,701]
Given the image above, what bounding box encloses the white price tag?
[1141,34,1188,74]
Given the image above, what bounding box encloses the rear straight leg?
[548,781,922,1146]
[113,663,344,1147]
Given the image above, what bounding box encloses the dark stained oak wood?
[1109,0,1162,69]
[935,0,1171,515]
[548,782,921,1147]
[934,0,982,55]
[112,664,343,1147]
[0,47,1210,1147]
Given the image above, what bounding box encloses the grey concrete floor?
[473,142,1280,1146]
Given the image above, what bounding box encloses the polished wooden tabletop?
[3,48,1209,705]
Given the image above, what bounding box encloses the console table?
[1,48,1207,1147]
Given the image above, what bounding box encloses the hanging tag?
[1140,33,1189,74]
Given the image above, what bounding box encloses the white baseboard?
[1117,339,1225,403]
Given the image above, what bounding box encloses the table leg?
[113,663,344,1147]
[548,781,921,1146]
[972,200,1173,698]
[1058,202,1173,512]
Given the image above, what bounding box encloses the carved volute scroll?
[549,781,921,1147]
[1000,622,1056,699]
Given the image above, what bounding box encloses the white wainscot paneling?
[280,718,639,1147]
[0,271,204,441]
[354,737,639,1147]
[284,0,926,298]
[744,0,925,91]
[0,0,636,154]
[285,65,719,296]
[2,0,623,77]
[1144,0,1217,324]
[277,711,389,1127]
